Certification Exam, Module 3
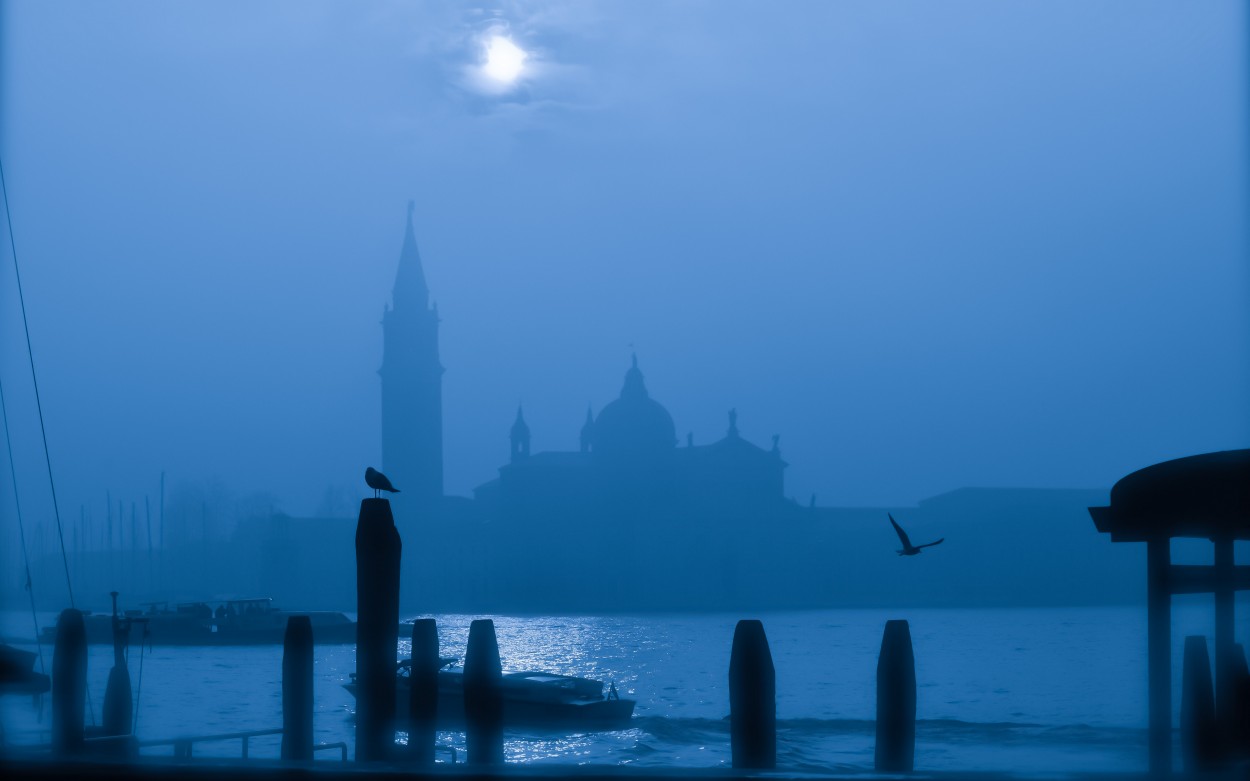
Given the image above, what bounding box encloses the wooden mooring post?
[875,619,916,772]
[282,615,314,761]
[464,618,504,765]
[409,619,440,765]
[52,608,87,755]
[729,619,776,769]
[355,497,402,761]
[1180,635,1219,772]
[1230,644,1250,760]
[102,593,132,738]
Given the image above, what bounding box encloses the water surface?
[3,605,1244,772]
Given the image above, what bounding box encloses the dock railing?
[26,730,456,764]
[136,728,347,761]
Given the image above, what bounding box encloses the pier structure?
[1089,448,1250,774]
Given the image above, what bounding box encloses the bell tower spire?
[392,199,430,312]
[380,202,444,506]
[510,406,531,463]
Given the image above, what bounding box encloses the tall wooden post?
[282,616,314,761]
[875,619,916,772]
[464,619,504,765]
[729,619,775,769]
[409,619,440,765]
[355,498,402,761]
[1180,635,1218,771]
[52,609,87,755]
[102,593,133,737]
[1229,644,1250,758]
[1145,538,1172,775]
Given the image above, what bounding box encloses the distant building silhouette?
[473,353,788,524]
[380,202,443,505]
[363,207,1011,613]
[381,211,785,525]
[510,406,531,464]
[15,212,1150,613]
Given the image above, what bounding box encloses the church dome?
[592,355,677,459]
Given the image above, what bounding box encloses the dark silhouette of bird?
[365,467,400,498]
[889,513,943,556]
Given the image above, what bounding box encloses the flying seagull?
[889,513,943,556]
[365,467,400,498]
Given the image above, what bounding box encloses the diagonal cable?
[0,154,75,607]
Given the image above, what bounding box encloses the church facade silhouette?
[381,208,792,530]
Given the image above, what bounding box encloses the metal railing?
[137,728,347,761]
[19,732,449,764]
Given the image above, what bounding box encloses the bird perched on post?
[365,467,400,498]
[888,513,943,556]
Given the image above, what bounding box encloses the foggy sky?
[1,1,1247,535]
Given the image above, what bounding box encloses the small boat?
[40,598,356,646]
[0,644,50,696]
[344,660,636,730]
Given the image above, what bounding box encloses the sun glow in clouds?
[482,34,527,86]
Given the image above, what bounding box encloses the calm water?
[2,605,1245,772]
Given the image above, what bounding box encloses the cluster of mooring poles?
[49,592,145,758]
[353,496,921,769]
[48,597,314,760]
[1090,448,1250,775]
[353,495,520,765]
[725,617,915,771]
[43,492,923,770]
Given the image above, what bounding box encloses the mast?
[145,496,153,593]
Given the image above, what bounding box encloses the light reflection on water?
[4,605,1245,771]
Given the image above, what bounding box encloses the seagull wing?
[889,514,913,549]
[915,538,945,550]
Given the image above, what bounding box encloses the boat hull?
[344,672,636,731]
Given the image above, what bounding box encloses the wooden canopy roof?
[1089,449,1250,542]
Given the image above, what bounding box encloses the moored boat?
[39,597,356,646]
[0,644,50,695]
[344,661,636,730]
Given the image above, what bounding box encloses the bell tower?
[510,406,531,463]
[380,202,444,505]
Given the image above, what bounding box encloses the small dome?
[592,355,676,459]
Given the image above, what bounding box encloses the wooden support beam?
[1212,538,1235,753]
[1146,538,1172,775]
[1167,564,1250,595]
